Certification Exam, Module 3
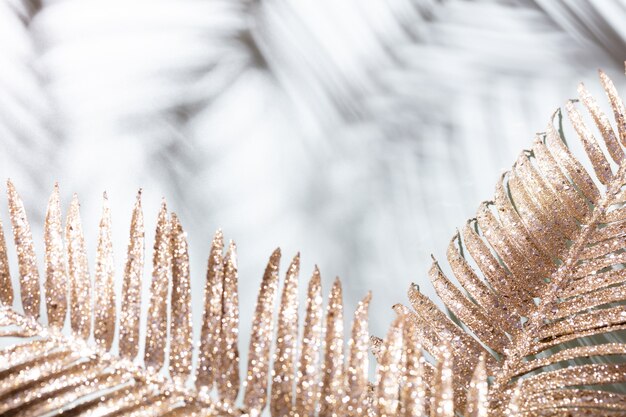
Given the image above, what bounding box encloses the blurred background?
[1,0,626,378]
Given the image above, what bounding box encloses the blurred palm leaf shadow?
[1,0,626,364]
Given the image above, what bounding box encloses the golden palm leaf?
[2,69,626,416]
[0,183,401,417]
[392,68,626,416]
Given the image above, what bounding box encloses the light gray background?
[1,0,626,383]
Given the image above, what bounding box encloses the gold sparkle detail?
[119,190,145,360]
[2,68,626,416]
[169,213,193,385]
[294,267,323,417]
[7,179,40,318]
[0,214,11,306]
[243,248,280,414]
[66,193,92,339]
[144,200,171,371]
[44,184,67,328]
[218,240,240,403]
[94,192,116,349]
[346,292,371,417]
[319,278,345,417]
[270,253,299,417]
[197,229,224,390]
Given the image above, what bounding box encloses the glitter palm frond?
[392,68,626,416]
[0,181,465,416]
[2,70,626,416]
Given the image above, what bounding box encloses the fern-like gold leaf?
[1,183,435,417]
[2,69,626,416]
[395,68,626,416]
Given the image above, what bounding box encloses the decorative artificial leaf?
[2,69,626,416]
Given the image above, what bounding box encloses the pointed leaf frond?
[66,194,91,339]
[197,229,224,390]
[346,291,371,417]
[243,247,281,413]
[7,179,40,318]
[294,267,323,417]
[168,212,193,384]
[44,184,66,328]
[1,70,626,416]
[392,69,626,414]
[218,240,240,403]
[144,200,170,371]
[94,192,115,350]
[270,252,300,416]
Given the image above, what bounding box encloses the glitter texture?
[243,248,280,414]
[578,82,624,163]
[346,292,370,417]
[94,192,116,349]
[319,278,344,417]
[294,267,323,417]
[144,200,170,371]
[66,194,92,339]
[400,320,427,417]
[119,190,145,360]
[270,253,299,416]
[169,213,193,385]
[197,230,224,390]
[465,356,488,417]
[218,240,240,403]
[2,69,626,416]
[0,216,11,306]
[375,316,403,417]
[44,184,67,328]
[7,179,40,318]
[431,344,454,417]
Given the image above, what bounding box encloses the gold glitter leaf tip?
[294,266,323,417]
[319,278,345,417]
[376,315,403,417]
[392,70,626,415]
[44,184,67,328]
[218,239,240,403]
[0,215,12,306]
[400,319,427,417]
[119,189,145,360]
[144,199,170,370]
[66,193,92,339]
[243,247,281,413]
[347,291,371,417]
[7,179,40,318]
[94,192,116,350]
[465,355,488,417]
[169,212,193,384]
[197,229,224,390]
[431,344,454,417]
[270,252,300,417]
[2,69,626,416]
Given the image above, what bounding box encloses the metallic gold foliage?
[66,193,92,339]
[44,184,66,328]
[197,229,224,391]
[7,179,40,318]
[119,190,145,360]
[169,213,193,385]
[94,192,115,350]
[2,70,626,415]
[144,200,171,371]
